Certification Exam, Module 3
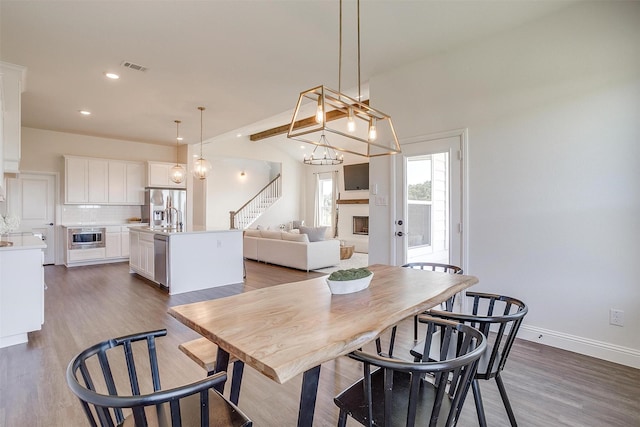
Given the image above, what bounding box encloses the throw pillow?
[299,226,328,242]
[281,232,310,243]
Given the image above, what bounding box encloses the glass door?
[394,132,464,267]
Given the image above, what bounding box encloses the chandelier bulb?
[347,109,356,132]
[315,98,324,123]
[368,118,377,141]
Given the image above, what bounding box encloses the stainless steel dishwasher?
[154,233,169,288]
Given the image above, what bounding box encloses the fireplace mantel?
[337,199,369,205]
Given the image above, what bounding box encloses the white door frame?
[6,171,59,264]
[390,129,468,271]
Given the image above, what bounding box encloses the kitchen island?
[128,227,243,295]
[0,234,46,348]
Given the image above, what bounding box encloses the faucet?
[164,206,183,231]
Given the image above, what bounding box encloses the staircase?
[229,174,281,229]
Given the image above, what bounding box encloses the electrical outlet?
[609,308,624,327]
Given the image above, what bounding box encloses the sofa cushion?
[299,226,328,242]
[244,229,261,237]
[260,230,283,240]
[281,232,310,243]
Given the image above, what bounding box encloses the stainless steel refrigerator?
[142,187,187,230]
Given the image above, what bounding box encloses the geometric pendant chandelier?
[287,0,401,158]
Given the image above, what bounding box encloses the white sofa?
[243,229,340,271]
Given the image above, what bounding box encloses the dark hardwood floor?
[0,261,638,426]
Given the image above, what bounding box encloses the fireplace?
[353,216,369,235]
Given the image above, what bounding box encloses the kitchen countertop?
[0,235,47,251]
[61,223,149,228]
[132,226,242,236]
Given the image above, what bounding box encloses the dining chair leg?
[495,373,518,426]
[337,410,348,427]
[413,315,419,341]
[472,378,488,427]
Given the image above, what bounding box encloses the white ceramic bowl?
[326,272,373,295]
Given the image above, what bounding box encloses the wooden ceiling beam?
[249,100,369,142]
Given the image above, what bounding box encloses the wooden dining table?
[168,263,478,427]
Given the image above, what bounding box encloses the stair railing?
[229,174,282,229]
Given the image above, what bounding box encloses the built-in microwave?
[68,227,105,250]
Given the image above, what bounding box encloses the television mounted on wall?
[343,162,369,191]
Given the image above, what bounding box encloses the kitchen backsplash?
[62,205,142,225]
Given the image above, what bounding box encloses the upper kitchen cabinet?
[148,161,187,188]
[108,161,145,204]
[64,156,145,205]
[0,62,26,175]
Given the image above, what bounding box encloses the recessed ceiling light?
[79,110,91,116]
[105,72,120,80]
[300,145,306,149]
[177,137,184,141]
[236,133,242,138]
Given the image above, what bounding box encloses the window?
[317,176,334,227]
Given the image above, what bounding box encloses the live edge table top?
[168,264,478,384]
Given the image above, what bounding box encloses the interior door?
[7,173,56,264]
[394,131,465,268]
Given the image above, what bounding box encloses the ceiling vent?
[120,61,148,72]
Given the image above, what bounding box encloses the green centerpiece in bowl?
[327,268,373,294]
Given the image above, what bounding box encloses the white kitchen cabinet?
[0,235,46,348]
[65,156,145,205]
[1,62,26,175]
[148,161,187,188]
[129,229,140,269]
[65,156,88,203]
[88,159,109,203]
[105,226,122,258]
[67,247,106,263]
[105,225,133,259]
[108,161,127,203]
[65,157,108,203]
[109,161,145,204]
[126,162,145,204]
[129,229,154,280]
[121,227,130,257]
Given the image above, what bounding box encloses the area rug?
[312,252,369,275]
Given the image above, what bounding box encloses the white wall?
[369,2,640,366]
[205,156,280,229]
[201,134,305,230]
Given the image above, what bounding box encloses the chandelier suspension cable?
[339,0,342,96]
[199,107,204,158]
[357,0,361,102]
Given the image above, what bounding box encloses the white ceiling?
[1,0,573,160]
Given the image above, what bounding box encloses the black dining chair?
[335,317,486,427]
[402,262,463,340]
[412,292,528,427]
[66,329,252,427]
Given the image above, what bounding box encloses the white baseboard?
[518,325,640,369]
